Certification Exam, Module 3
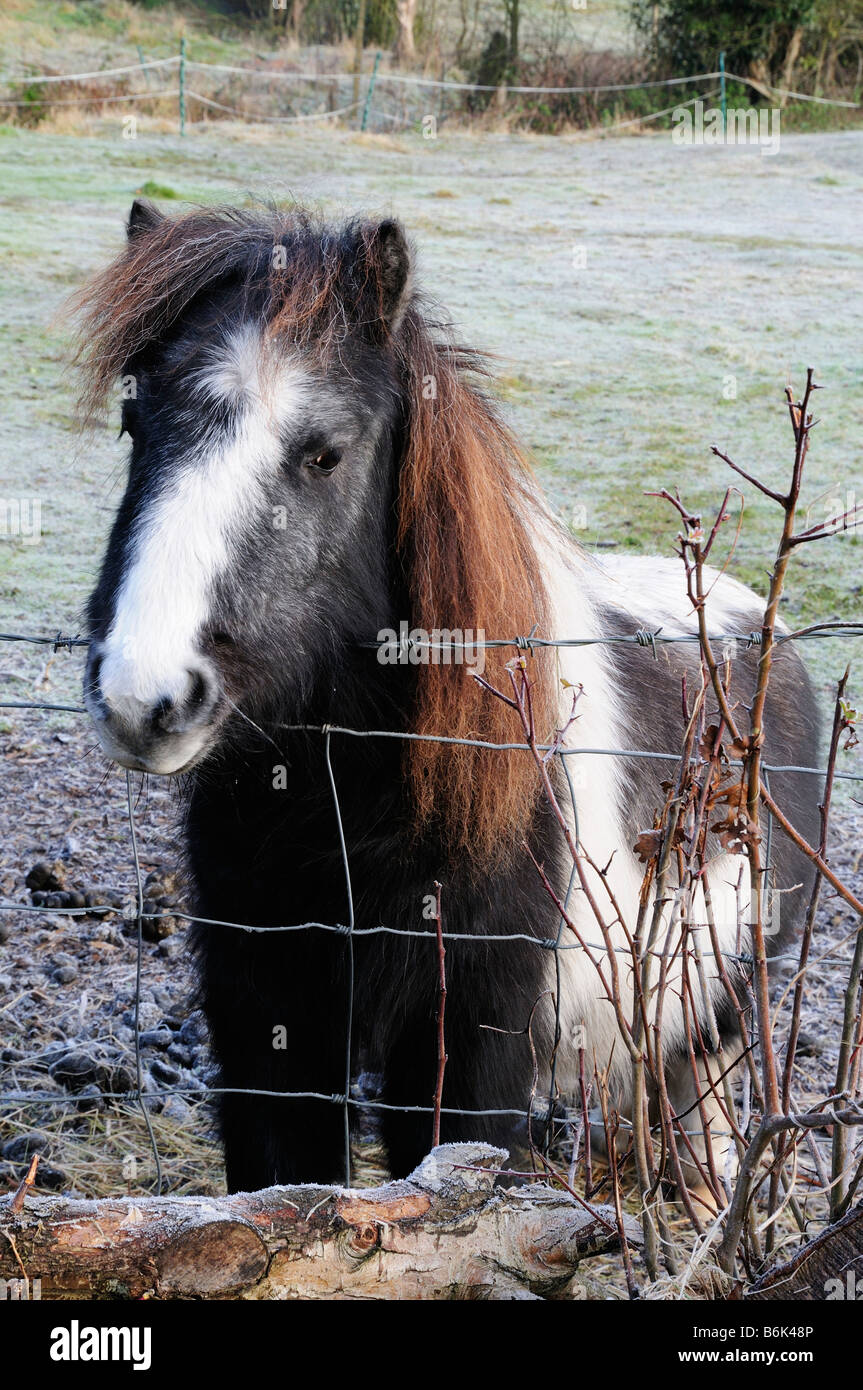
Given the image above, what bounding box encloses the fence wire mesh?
[1,622,862,1193]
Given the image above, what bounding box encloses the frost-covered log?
[0,1144,639,1300]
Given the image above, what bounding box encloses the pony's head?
[75,202,554,854]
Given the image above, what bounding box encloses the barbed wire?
[4,618,862,652]
[181,60,728,95]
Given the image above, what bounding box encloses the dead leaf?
[634,830,662,863]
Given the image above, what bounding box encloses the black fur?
[185,699,562,1189]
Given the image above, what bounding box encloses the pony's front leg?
[194,926,349,1191]
[376,957,542,1180]
[218,1090,347,1194]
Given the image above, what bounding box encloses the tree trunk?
[394,0,418,64]
[352,0,368,110]
[507,0,519,74]
[779,26,805,104]
[0,1144,639,1301]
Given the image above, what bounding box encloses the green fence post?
[361,50,381,131]
[720,49,726,132]
[137,45,150,89]
[179,35,186,137]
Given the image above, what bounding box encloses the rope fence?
[1,48,858,134]
[1,616,861,1190]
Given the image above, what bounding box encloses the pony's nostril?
[150,694,176,732]
[147,671,215,733]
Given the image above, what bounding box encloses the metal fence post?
[720,49,726,132]
[361,50,381,132]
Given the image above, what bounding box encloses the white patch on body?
[533,533,762,1107]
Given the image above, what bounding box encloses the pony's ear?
[126,198,164,241]
[357,219,413,332]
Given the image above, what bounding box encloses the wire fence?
[1,48,858,137]
[1,617,862,1194]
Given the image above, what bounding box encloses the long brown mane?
[393,314,557,859]
[69,205,558,860]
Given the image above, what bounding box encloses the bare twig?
[9,1154,40,1214]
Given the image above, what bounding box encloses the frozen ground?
[1,123,862,1224]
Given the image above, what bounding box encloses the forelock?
[68,207,403,423]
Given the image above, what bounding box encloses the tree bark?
[352,0,368,110]
[394,0,418,64]
[0,1144,639,1301]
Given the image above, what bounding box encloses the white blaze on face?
[98,327,307,728]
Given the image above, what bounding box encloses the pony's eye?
[307,448,342,475]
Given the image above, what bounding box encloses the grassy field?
[2,120,862,720]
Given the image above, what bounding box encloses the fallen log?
[744,1201,863,1301]
[0,1143,640,1300]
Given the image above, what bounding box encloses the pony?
[76,201,819,1196]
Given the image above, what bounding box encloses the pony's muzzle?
[84,646,223,775]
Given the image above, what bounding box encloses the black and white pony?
[77,202,818,1194]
